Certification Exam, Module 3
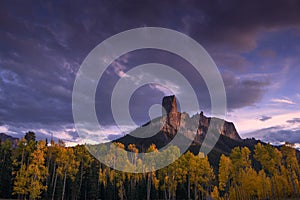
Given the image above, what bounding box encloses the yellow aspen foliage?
[218,154,232,192]
[13,140,48,199]
[211,186,222,200]
[26,140,48,199]
[238,167,258,199]
[256,170,272,199]
[228,186,237,200]
[230,147,251,174]
[254,143,282,175]
[13,164,28,197]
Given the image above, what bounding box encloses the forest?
[0,131,300,200]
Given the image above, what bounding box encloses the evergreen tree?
[0,139,13,198]
[73,145,93,199]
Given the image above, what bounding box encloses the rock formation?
[161,95,181,136]
[161,95,242,142]
[115,95,243,152]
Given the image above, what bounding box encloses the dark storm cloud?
[259,116,272,122]
[1,0,300,139]
[244,126,300,145]
[4,122,79,143]
[107,134,124,141]
[287,118,300,124]
[222,71,270,109]
[265,129,300,144]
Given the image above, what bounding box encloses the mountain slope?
[0,133,19,147]
[115,95,242,151]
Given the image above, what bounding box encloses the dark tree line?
[0,131,300,200]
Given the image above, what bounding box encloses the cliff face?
[161,95,242,142]
[162,95,181,136]
[116,95,242,151]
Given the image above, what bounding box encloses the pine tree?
[0,139,13,198]
[74,145,93,199]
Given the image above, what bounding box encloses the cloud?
[265,129,300,144]
[258,49,276,58]
[1,0,300,144]
[223,71,271,109]
[287,118,300,124]
[0,126,8,133]
[228,107,300,136]
[107,134,124,141]
[244,126,300,144]
[259,116,272,122]
[149,83,179,96]
[271,98,296,105]
[180,0,300,53]
[211,52,251,72]
[0,122,80,145]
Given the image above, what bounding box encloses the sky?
[0,0,300,147]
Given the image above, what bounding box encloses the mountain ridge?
[0,132,19,147]
[115,95,243,153]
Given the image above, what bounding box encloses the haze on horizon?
[0,0,300,147]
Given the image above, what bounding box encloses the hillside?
[115,95,250,154]
[114,95,300,170]
[0,132,19,147]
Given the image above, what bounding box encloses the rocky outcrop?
[221,121,242,141]
[161,95,181,136]
[161,95,242,142]
[116,95,243,151]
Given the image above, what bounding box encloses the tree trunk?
[120,184,124,200]
[52,173,58,200]
[46,146,52,189]
[290,168,297,196]
[51,162,56,187]
[21,148,25,164]
[147,172,152,200]
[62,170,67,200]
[84,177,87,200]
[194,181,198,200]
[130,177,133,199]
[168,185,171,200]
[188,175,191,199]
[78,160,84,199]
[164,182,167,200]
[271,178,275,199]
